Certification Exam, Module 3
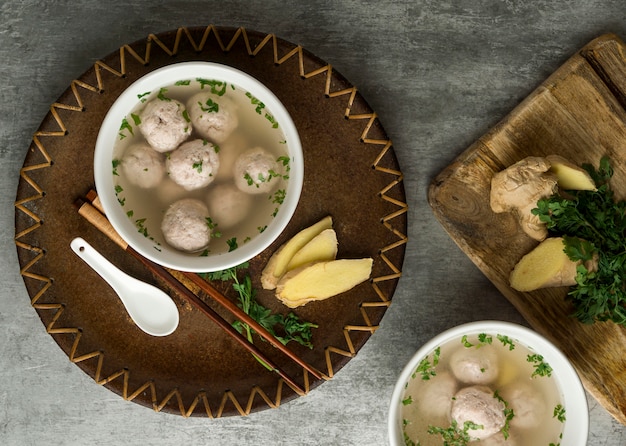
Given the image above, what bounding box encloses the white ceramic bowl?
[388,321,588,445]
[94,62,303,272]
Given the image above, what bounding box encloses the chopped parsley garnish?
[196,78,227,96]
[112,159,121,176]
[198,98,219,113]
[427,420,481,445]
[193,160,203,173]
[494,390,515,439]
[119,118,133,138]
[553,404,566,422]
[157,87,171,101]
[226,237,238,252]
[245,91,265,114]
[527,353,553,377]
[412,347,440,381]
[496,334,516,351]
[265,113,279,128]
[175,80,191,86]
[402,396,413,406]
[130,113,141,126]
[137,91,151,102]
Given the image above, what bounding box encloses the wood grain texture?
[429,33,626,424]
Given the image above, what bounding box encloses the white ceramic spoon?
[70,237,179,336]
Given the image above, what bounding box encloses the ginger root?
[275,258,373,308]
[261,216,333,290]
[490,157,558,241]
[510,237,597,291]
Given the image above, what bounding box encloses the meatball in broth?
[166,139,220,191]
[138,98,191,152]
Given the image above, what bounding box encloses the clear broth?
[401,332,565,445]
[112,79,289,256]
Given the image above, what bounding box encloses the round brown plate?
[14,26,407,417]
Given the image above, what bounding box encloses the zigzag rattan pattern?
[15,25,408,417]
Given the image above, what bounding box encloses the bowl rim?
[388,320,589,445]
[94,61,303,272]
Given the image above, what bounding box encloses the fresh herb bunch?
[201,263,318,358]
[532,157,626,326]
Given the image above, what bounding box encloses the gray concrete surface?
[2,1,626,444]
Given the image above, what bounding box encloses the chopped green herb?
[427,420,480,445]
[119,118,133,137]
[553,404,566,422]
[193,160,203,173]
[461,335,473,348]
[112,159,121,176]
[402,396,413,406]
[131,113,141,126]
[271,189,286,205]
[265,112,279,128]
[226,238,238,251]
[496,334,516,351]
[196,78,227,96]
[412,347,440,381]
[182,109,190,123]
[157,87,171,101]
[198,98,219,113]
[175,80,191,86]
[494,390,515,439]
[246,91,265,114]
[477,333,493,345]
[527,353,553,377]
[137,91,151,102]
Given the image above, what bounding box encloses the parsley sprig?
[532,157,626,326]
[200,264,318,368]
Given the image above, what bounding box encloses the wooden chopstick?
[85,189,323,381]
[75,199,308,395]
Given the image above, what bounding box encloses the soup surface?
[400,332,565,445]
[112,77,290,256]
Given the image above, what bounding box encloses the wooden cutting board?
[429,33,626,425]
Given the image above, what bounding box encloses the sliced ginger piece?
[276,258,373,308]
[286,228,338,271]
[509,237,596,291]
[546,154,596,191]
[261,216,333,290]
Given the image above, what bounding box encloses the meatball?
[206,183,253,230]
[161,198,212,252]
[120,142,166,188]
[501,382,545,429]
[233,147,280,194]
[187,91,238,143]
[417,371,457,420]
[450,344,499,385]
[450,386,506,441]
[166,139,220,191]
[138,98,192,152]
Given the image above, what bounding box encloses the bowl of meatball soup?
[388,321,588,446]
[94,62,303,272]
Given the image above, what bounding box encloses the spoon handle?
[70,237,129,300]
